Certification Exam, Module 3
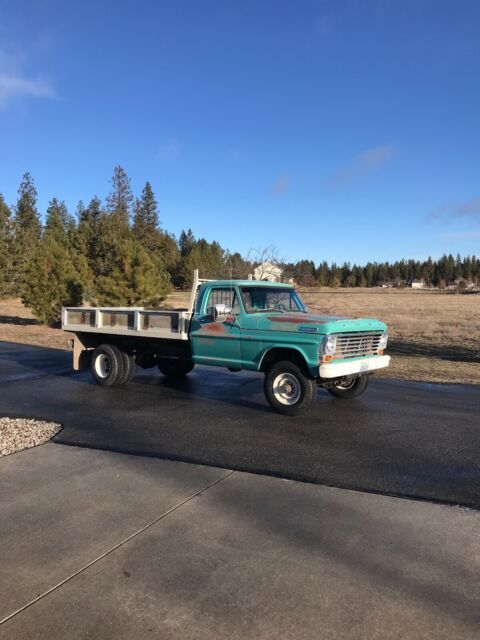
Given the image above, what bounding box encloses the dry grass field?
[0,288,479,385]
[0,299,68,350]
[300,288,480,385]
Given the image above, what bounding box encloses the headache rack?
[333,331,384,359]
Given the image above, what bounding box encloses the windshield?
[240,287,306,313]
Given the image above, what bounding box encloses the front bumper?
[319,355,391,379]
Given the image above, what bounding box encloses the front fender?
[257,344,319,377]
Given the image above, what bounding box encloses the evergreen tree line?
[0,166,478,325]
[288,255,480,288]
[0,167,251,325]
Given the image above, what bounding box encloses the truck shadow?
[0,315,39,326]
[133,369,274,415]
[0,341,72,384]
[388,338,480,363]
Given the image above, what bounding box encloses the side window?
[205,288,240,315]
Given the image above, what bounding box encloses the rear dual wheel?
[91,344,135,387]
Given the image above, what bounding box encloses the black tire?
[157,359,195,378]
[117,351,136,385]
[91,344,124,387]
[264,360,317,416]
[326,374,369,399]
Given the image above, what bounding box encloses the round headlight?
[323,335,337,355]
[379,332,388,350]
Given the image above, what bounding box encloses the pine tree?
[179,229,195,256]
[80,196,102,227]
[133,182,161,252]
[198,239,225,278]
[13,173,41,291]
[95,229,170,306]
[75,197,103,279]
[22,237,83,326]
[329,263,342,288]
[0,194,14,297]
[345,271,356,287]
[159,231,181,282]
[44,198,70,246]
[421,257,434,285]
[295,260,316,286]
[315,261,329,287]
[355,267,367,287]
[176,248,199,289]
[69,206,95,302]
[106,166,133,225]
[225,251,250,279]
[365,263,374,287]
[176,229,198,287]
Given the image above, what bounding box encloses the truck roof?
[204,280,293,288]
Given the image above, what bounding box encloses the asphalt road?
[1,341,479,508]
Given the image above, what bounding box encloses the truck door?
[190,286,242,368]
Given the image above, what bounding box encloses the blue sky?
[0,0,479,264]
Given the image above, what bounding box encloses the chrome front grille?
[334,332,383,359]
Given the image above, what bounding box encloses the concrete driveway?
[1,444,479,640]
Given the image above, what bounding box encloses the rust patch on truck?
[201,322,227,334]
[199,322,238,338]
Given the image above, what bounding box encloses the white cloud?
[157,138,181,161]
[428,198,480,222]
[0,73,54,107]
[441,230,480,240]
[327,145,396,188]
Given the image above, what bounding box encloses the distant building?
[454,278,475,290]
[409,279,425,289]
[253,261,283,282]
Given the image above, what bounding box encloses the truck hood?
[253,313,387,334]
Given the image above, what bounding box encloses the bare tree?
[247,245,291,281]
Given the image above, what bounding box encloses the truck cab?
[189,279,390,414]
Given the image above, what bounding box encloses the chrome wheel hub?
[273,372,301,405]
[95,354,111,379]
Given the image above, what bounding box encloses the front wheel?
[326,374,369,399]
[264,360,317,415]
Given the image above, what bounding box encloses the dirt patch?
[0,299,69,350]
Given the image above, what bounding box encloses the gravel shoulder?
[0,418,61,457]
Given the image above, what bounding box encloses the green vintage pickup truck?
[62,271,390,415]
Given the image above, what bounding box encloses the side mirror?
[213,303,232,322]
